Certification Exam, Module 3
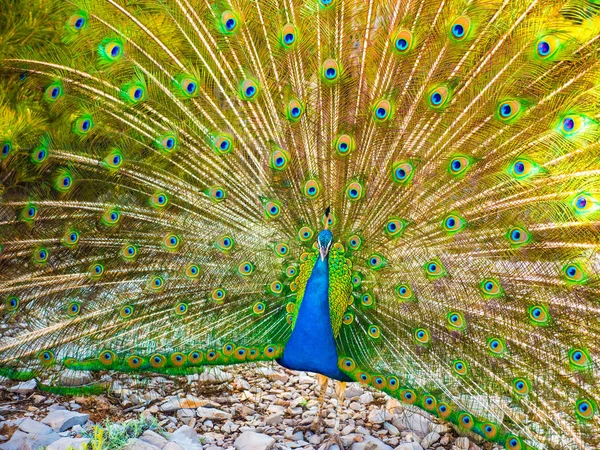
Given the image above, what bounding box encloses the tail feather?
[1,0,600,448]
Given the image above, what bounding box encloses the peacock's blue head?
[317,229,333,261]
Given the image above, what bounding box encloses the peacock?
[1,0,600,448]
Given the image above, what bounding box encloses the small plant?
[79,415,163,450]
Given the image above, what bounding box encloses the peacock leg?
[319,380,347,450]
[294,373,329,433]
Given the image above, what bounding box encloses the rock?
[284,430,304,441]
[122,438,162,450]
[350,435,393,450]
[139,430,169,448]
[428,424,449,434]
[345,385,364,399]
[0,429,61,450]
[163,443,186,450]
[307,434,322,445]
[383,422,400,436]
[234,431,276,450]
[18,418,54,435]
[368,409,392,424]
[264,414,283,426]
[394,412,431,435]
[197,407,232,420]
[440,435,451,445]
[60,370,93,387]
[199,368,233,383]
[341,425,355,435]
[393,443,422,450]
[161,395,209,412]
[176,409,196,425]
[8,379,37,394]
[420,432,440,448]
[385,399,403,414]
[297,374,314,385]
[47,437,91,450]
[359,393,374,404]
[455,437,470,450]
[169,425,203,450]
[42,410,90,432]
[221,421,240,433]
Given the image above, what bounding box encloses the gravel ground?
[0,363,502,450]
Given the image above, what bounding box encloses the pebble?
[47,437,91,450]
[350,435,393,450]
[455,437,470,449]
[420,432,440,448]
[8,379,37,394]
[42,410,90,432]
[234,431,276,450]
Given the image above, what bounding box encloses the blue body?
[277,256,351,381]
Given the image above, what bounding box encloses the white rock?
[368,409,391,424]
[199,368,233,383]
[42,410,90,432]
[394,412,431,435]
[383,422,400,436]
[350,435,393,450]
[234,431,276,450]
[197,407,232,420]
[341,425,355,435]
[298,374,314,385]
[18,418,54,435]
[428,424,449,434]
[139,430,168,448]
[264,414,283,426]
[420,432,440,448]
[221,421,239,433]
[169,425,203,450]
[8,379,37,394]
[163,443,186,450]
[359,392,374,404]
[47,437,91,450]
[0,429,61,450]
[455,437,470,450]
[60,370,93,387]
[122,438,162,450]
[344,385,364,399]
[177,409,196,425]
[393,443,423,450]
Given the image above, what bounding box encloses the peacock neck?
[277,255,351,381]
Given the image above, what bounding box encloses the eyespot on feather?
[392,161,414,184]
[346,181,364,201]
[298,226,314,242]
[239,79,260,100]
[220,10,240,34]
[497,100,521,121]
[334,134,355,156]
[156,133,178,152]
[213,134,233,155]
[286,99,304,122]
[270,148,290,170]
[428,86,450,108]
[536,35,560,59]
[321,59,340,82]
[281,23,298,48]
[450,16,471,40]
[393,29,413,54]
[373,99,393,122]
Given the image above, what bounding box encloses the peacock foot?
[318,433,345,450]
[294,416,324,434]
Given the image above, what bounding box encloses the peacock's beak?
[319,246,327,261]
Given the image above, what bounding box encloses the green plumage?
[1,0,600,448]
